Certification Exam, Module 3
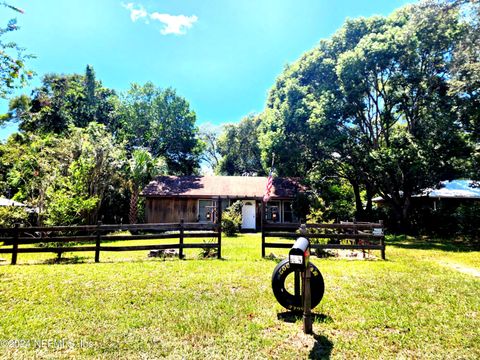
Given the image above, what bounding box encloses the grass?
[0,234,479,359]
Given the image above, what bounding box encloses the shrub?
[222,201,242,237]
[454,202,480,241]
[198,241,218,258]
[0,206,30,228]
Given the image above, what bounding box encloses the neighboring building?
[141,176,306,230]
[0,198,27,207]
[0,198,37,213]
[373,180,480,210]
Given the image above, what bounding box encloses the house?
[141,176,306,230]
[0,198,27,207]
[373,180,480,210]
[0,197,37,213]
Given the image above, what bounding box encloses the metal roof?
[427,180,480,199]
[372,180,480,202]
[0,197,27,207]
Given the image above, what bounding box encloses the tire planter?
[271,259,325,312]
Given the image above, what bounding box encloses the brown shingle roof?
[141,176,306,199]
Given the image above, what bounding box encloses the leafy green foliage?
[7,68,119,134]
[197,240,218,258]
[198,124,221,174]
[217,115,265,175]
[0,123,125,226]
[0,3,34,99]
[1,65,204,226]
[221,201,242,236]
[260,1,478,231]
[0,206,29,228]
[454,202,480,241]
[127,148,166,224]
[118,82,202,175]
[408,199,480,242]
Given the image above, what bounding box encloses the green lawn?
[0,234,479,359]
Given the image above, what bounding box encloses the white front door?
[242,201,256,229]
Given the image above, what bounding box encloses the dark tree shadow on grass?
[309,333,333,359]
[277,312,334,358]
[388,239,479,252]
[277,311,333,324]
[40,255,89,265]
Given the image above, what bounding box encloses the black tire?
[271,258,324,312]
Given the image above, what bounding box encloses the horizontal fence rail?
[261,221,385,260]
[0,220,222,265]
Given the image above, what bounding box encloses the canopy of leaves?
[6,69,119,133]
[118,82,202,175]
[0,3,34,99]
[260,0,478,229]
[217,115,265,175]
[0,123,126,225]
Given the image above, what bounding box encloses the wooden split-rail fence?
[261,221,386,260]
[0,220,221,265]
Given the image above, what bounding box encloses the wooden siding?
[146,198,198,223]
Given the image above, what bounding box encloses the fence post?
[179,219,184,260]
[95,221,102,263]
[300,223,307,236]
[261,201,266,258]
[217,199,222,259]
[11,223,19,265]
[379,220,386,260]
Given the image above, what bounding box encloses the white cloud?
[121,2,198,35]
[150,13,198,35]
[121,2,148,22]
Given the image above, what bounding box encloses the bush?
[385,200,480,240]
[0,206,30,228]
[198,241,218,258]
[454,202,480,241]
[222,201,242,237]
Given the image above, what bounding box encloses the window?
[266,201,280,223]
[282,201,297,223]
[198,200,217,222]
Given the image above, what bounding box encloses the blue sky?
[1,0,414,140]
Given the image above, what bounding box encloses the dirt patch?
[439,262,480,277]
[316,249,378,260]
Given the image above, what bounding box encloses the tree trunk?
[365,184,374,218]
[400,196,412,233]
[129,189,139,224]
[387,195,411,233]
[351,180,365,220]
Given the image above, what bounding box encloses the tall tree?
[217,114,265,175]
[6,67,119,134]
[0,123,125,225]
[127,149,166,224]
[118,82,202,175]
[261,1,474,229]
[0,2,34,99]
[198,124,221,174]
[80,64,97,127]
[450,0,480,177]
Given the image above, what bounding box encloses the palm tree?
[128,149,165,224]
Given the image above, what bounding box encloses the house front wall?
[145,197,298,227]
[145,198,198,223]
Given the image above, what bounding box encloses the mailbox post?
[303,260,312,334]
[272,234,324,334]
[289,237,313,334]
